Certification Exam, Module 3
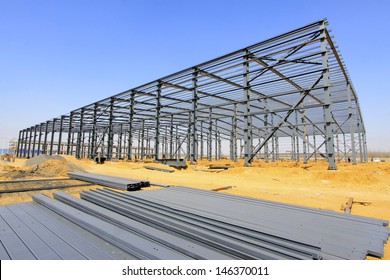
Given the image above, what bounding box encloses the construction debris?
[158,159,187,169]
[341,197,372,214]
[211,186,233,192]
[143,166,175,173]
[0,154,15,162]
[209,165,230,170]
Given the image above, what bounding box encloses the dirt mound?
[24,155,67,167]
[33,159,84,177]
[1,155,84,179]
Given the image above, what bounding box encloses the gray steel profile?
[0,186,388,260]
[67,172,150,191]
[15,19,367,169]
[0,202,133,259]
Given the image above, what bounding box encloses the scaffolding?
[16,19,367,169]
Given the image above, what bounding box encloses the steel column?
[208,108,212,161]
[57,116,64,155]
[16,130,22,157]
[264,105,269,163]
[128,93,135,160]
[141,120,145,160]
[190,69,198,164]
[200,121,204,160]
[67,114,73,155]
[49,118,56,155]
[243,50,251,167]
[43,121,49,154]
[233,104,238,162]
[37,124,43,156]
[107,98,114,160]
[154,82,161,161]
[32,125,37,157]
[76,110,84,159]
[170,115,174,159]
[214,119,218,160]
[90,104,98,159]
[22,129,28,158]
[321,24,337,170]
[26,128,32,158]
[313,126,317,161]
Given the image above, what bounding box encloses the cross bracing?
[16,19,367,169]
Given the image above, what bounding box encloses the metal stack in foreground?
[67,172,150,191]
[0,187,388,260]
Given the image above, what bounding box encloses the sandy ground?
[1,156,389,259]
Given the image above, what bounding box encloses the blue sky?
[1,0,389,150]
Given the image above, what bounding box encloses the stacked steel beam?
[81,187,390,259]
[67,172,150,191]
[0,186,388,260]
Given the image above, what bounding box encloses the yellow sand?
[1,156,389,259]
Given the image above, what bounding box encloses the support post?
[271,114,275,162]
[141,120,145,160]
[357,118,363,163]
[43,121,49,154]
[67,114,73,155]
[214,119,218,160]
[118,124,123,159]
[90,104,98,159]
[343,133,347,162]
[187,114,191,160]
[208,108,212,161]
[37,124,43,156]
[233,104,238,162]
[190,68,198,164]
[107,98,114,160]
[200,121,204,160]
[49,118,56,155]
[16,130,22,157]
[363,132,368,162]
[76,110,84,158]
[301,110,308,164]
[243,50,251,166]
[321,24,337,170]
[264,101,269,163]
[128,92,135,160]
[32,125,37,157]
[154,82,161,161]
[22,129,28,157]
[295,111,300,162]
[57,116,64,155]
[290,134,294,160]
[313,126,317,162]
[27,128,32,158]
[170,115,174,159]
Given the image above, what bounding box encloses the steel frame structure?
[16,19,367,169]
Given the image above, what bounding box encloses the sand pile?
[0,155,84,179]
[24,154,67,167]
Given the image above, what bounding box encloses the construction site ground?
[1,155,389,260]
